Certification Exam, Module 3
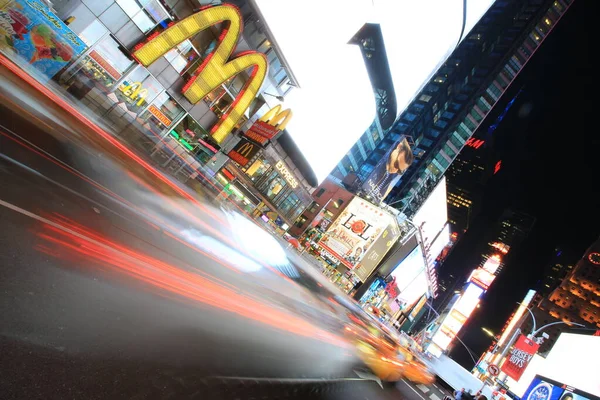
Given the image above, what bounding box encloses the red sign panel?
[147,104,172,127]
[89,50,122,80]
[501,335,539,381]
[243,129,270,146]
[247,120,280,140]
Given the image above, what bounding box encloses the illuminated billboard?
[468,268,496,291]
[319,198,394,269]
[361,136,414,203]
[482,254,501,274]
[412,177,448,245]
[432,329,454,350]
[453,283,484,318]
[427,224,451,264]
[254,0,497,182]
[390,245,426,295]
[354,221,400,282]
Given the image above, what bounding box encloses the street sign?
[487,364,500,376]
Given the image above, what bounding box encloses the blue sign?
[0,0,87,78]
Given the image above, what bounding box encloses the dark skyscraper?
[446,136,497,236]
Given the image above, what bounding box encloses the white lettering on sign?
[275,160,298,188]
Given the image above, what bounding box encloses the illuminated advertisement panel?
[522,376,599,400]
[482,254,501,274]
[133,4,267,143]
[427,224,451,263]
[468,268,496,291]
[254,0,497,182]
[432,330,454,350]
[396,270,428,308]
[453,283,484,317]
[319,198,394,269]
[361,135,414,203]
[412,178,448,245]
[354,221,400,282]
[390,245,426,294]
[443,312,467,335]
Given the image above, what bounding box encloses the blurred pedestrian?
[454,388,465,400]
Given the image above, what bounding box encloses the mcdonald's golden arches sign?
[228,138,260,167]
[133,4,267,144]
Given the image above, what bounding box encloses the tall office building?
[331,0,574,217]
[446,136,496,236]
[523,238,600,354]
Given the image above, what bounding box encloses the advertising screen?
[540,333,600,398]
[0,0,87,78]
[354,222,400,281]
[254,0,496,182]
[468,268,496,291]
[453,283,483,317]
[501,334,539,381]
[432,330,454,350]
[390,245,426,294]
[396,270,428,308]
[482,254,502,274]
[361,135,414,204]
[412,178,448,246]
[319,198,394,269]
[522,376,599,400]
[427,224,451,263]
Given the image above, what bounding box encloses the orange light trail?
[34,217,349,349]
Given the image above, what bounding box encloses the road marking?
[433,383,440,389]
[418,384,430,393]
[400,380,427,400]
[430,393,441,400]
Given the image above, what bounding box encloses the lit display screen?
[468,267,496,291]
[412,177,448,245]
[397,270,428,307]
[540,334,600,398]
[390,245,426,293]
[427,223,451,263]
[482,254,501,274]
[453,283,483,317]
[254,1,496,182]
[432,329,454,350]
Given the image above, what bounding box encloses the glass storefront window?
[279,192,300,216]
[164,40,199,73]
[246,159,271,180]
[264,172,287,199]
[79,20,108,46]
[66,35,134,92]
[116,0,169,33]
[115,66,162,114]
[138,91,184,135]
[168,114,217,163]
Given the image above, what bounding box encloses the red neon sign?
[494,160,502,174]
[465,137,485,149]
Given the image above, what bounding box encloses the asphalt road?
[0,62,452,400]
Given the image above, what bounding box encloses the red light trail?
[21,210,349,349]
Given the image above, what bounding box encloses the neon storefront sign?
[133,4,268,143]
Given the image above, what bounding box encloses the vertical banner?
[501,335,539,381]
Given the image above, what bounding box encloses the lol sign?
[133,4,268,143]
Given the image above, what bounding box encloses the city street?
[0,60,448,400]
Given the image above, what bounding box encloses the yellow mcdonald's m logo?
[237,141,254,158]
[259,105,293,130]
[133,4,267,143]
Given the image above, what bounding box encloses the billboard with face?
[361,136,415,203]
[318,198,394,269]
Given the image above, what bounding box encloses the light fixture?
[263,92,285,102]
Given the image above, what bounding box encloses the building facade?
[331,0,574,219]
[12,0,321,230]
[523,238,600,354]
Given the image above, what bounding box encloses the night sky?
[441,0,595,368]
